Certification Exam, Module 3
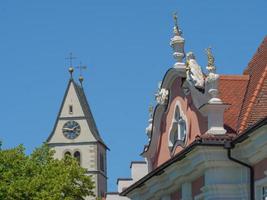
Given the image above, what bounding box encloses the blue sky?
[0,0,266,191]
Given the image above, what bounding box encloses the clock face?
[62,121,81,139]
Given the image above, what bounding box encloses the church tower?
[47,67,108,199]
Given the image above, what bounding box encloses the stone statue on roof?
[206,47,216,73]
[186,52,205,89]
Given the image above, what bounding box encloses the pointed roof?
[238,36,267,132]
[47,78,107,148]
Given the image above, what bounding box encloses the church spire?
[47,56,108,198]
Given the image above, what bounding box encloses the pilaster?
[181,182,192,200]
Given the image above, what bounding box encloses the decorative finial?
[205,47,216,73]
[76,62,87,86]
[66,52,76,78]
[205,46,221,104]
[68,67,74,78]
[173,12,178,27]
[172,12,182,36]
[79,76,84,85]
[170,12,185,66]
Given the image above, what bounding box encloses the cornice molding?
[233,124,267,164]
[128,146,237,199]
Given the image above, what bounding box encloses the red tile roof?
[219,75,249,133]
[216,36,267,134]
[238,36,267,132]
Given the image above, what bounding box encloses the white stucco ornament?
[199,47,228,135]
[155,88,169,105]
[186,52,205,89]
[145,105,154,138]
[170,13,185,70]
[205,47,222,104]
[145,119,153,138]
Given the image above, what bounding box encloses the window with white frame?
[169,103,187,151]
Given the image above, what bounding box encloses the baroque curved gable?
[142,69,208,170]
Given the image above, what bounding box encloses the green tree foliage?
[0,144,94,200]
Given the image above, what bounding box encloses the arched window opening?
[69,105,73,114]
[64,151,71,158]
[169,104,187,152]
[74,151,81,165]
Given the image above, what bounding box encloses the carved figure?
[204,47,222,104]
[186,52,205,89]
[205,47,216,73]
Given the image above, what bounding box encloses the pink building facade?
[107,17,267,200]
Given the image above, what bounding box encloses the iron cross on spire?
[76,62,87,86]
[173,12,178,27]
[66,52,77,78]
[66,52,76,67]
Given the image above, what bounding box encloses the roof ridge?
[220,75,249,80]
[47,79,73,142]
[238,64,267,132]
[72,80,107,146]
[243,35,267,75]
[47,79,108,149]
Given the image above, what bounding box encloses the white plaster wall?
[205,166,249,185]
[51,144,97,171]
[89,174,98,200]
[131,162,148,182]
[118,180,133,193]
[60,82,84,118]
[106,194,130,200]
[49,82,97,143]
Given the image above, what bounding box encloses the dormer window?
[169,102,187,153]
[69,105,73,114]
